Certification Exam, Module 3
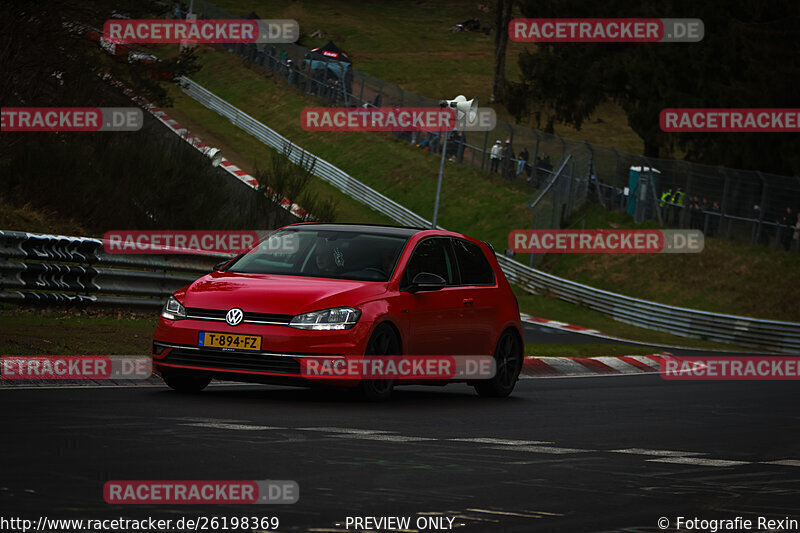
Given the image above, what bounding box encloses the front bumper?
[152,316,372,385]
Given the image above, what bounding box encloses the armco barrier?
[0,231,229,308]
[177,78,800,353]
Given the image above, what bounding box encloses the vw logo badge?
[225,308,244,326]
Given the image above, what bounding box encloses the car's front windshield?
[225,228,409,282]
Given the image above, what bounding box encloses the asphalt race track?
[2,371,799,532]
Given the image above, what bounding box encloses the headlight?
[161,295,186,320]
[289,307,361,330]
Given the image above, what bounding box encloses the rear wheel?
[358,323,400,402]
[162,370,211,393]
[474,329,522,398]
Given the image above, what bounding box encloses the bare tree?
[489,0,513,103]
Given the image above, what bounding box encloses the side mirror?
[408,272,446,293]
[213,260,229,271]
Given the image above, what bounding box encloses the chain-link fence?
[186,0,800,251]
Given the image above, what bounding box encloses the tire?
[474,329,523,398]
[162,370,211,393]
[358,323,400,402]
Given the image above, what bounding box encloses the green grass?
[207,0,645,153]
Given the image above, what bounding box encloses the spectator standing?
[490,140,502,173]
[503,140,515,179]
[778,207,794,251]
[793,211,800,250]
[517,147,529,177]
[709,201,721,237]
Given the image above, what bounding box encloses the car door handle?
[462,298,474,306]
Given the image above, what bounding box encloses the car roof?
[284,223,424,238]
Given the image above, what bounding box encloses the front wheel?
[162,370,211,393]
[474,330,522,398]
[358,323,400,402]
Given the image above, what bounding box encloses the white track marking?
[466,508,563,518]
[490,445,593,454]
[609,448,705,457]
[295,427,393,434]
[181,423,284,430]
[647,457,751,467]
[333,434,436,442]
[761,460,800,467]
[448,438,552,445]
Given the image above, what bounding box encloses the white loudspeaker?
[438,95,478,122]
[205,147,223,167]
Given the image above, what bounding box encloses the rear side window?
[404,238,456,285]
[452,238,495,285]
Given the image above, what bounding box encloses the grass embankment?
[0,305,156,355]
[209,0,644,152]
[549,205,800,322]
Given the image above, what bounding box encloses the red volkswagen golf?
[152,223,523,400]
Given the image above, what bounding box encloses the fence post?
[679,161,693,228]
[719,167,731,239]
[528,211,537,268]
[755,172,768,245]
[481,130,489,171]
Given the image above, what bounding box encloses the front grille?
[184,307,293,325]
[164,347,301,374]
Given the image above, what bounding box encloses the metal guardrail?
[0,231,228,308]
[178,78,800,353]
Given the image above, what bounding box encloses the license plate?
[199,332,262,351]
